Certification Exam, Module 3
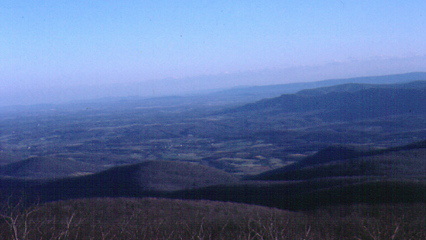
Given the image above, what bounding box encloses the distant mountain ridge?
[209,72,426,100]
[1,72,425,111]
[227,81,426,121]
[297,80,426,96]
[312,72,426,85]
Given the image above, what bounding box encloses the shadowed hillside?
[248,145,365,177]
[170,141,426,210]
[0,156,99,179]
[249,140,426,181]
[268,149,426,181]
[30,160,238,202]
[0,153,21,166]
[171,179,426,210]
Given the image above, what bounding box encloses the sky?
[1,0,426,105]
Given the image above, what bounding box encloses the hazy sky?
[1,1,426,105]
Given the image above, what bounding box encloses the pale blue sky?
[1,1,426,105]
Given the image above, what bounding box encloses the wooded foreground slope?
[1,198,424,240]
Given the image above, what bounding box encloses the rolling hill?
[171,140,426,210]
[0,141,425,211]
[12,142,418,211]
